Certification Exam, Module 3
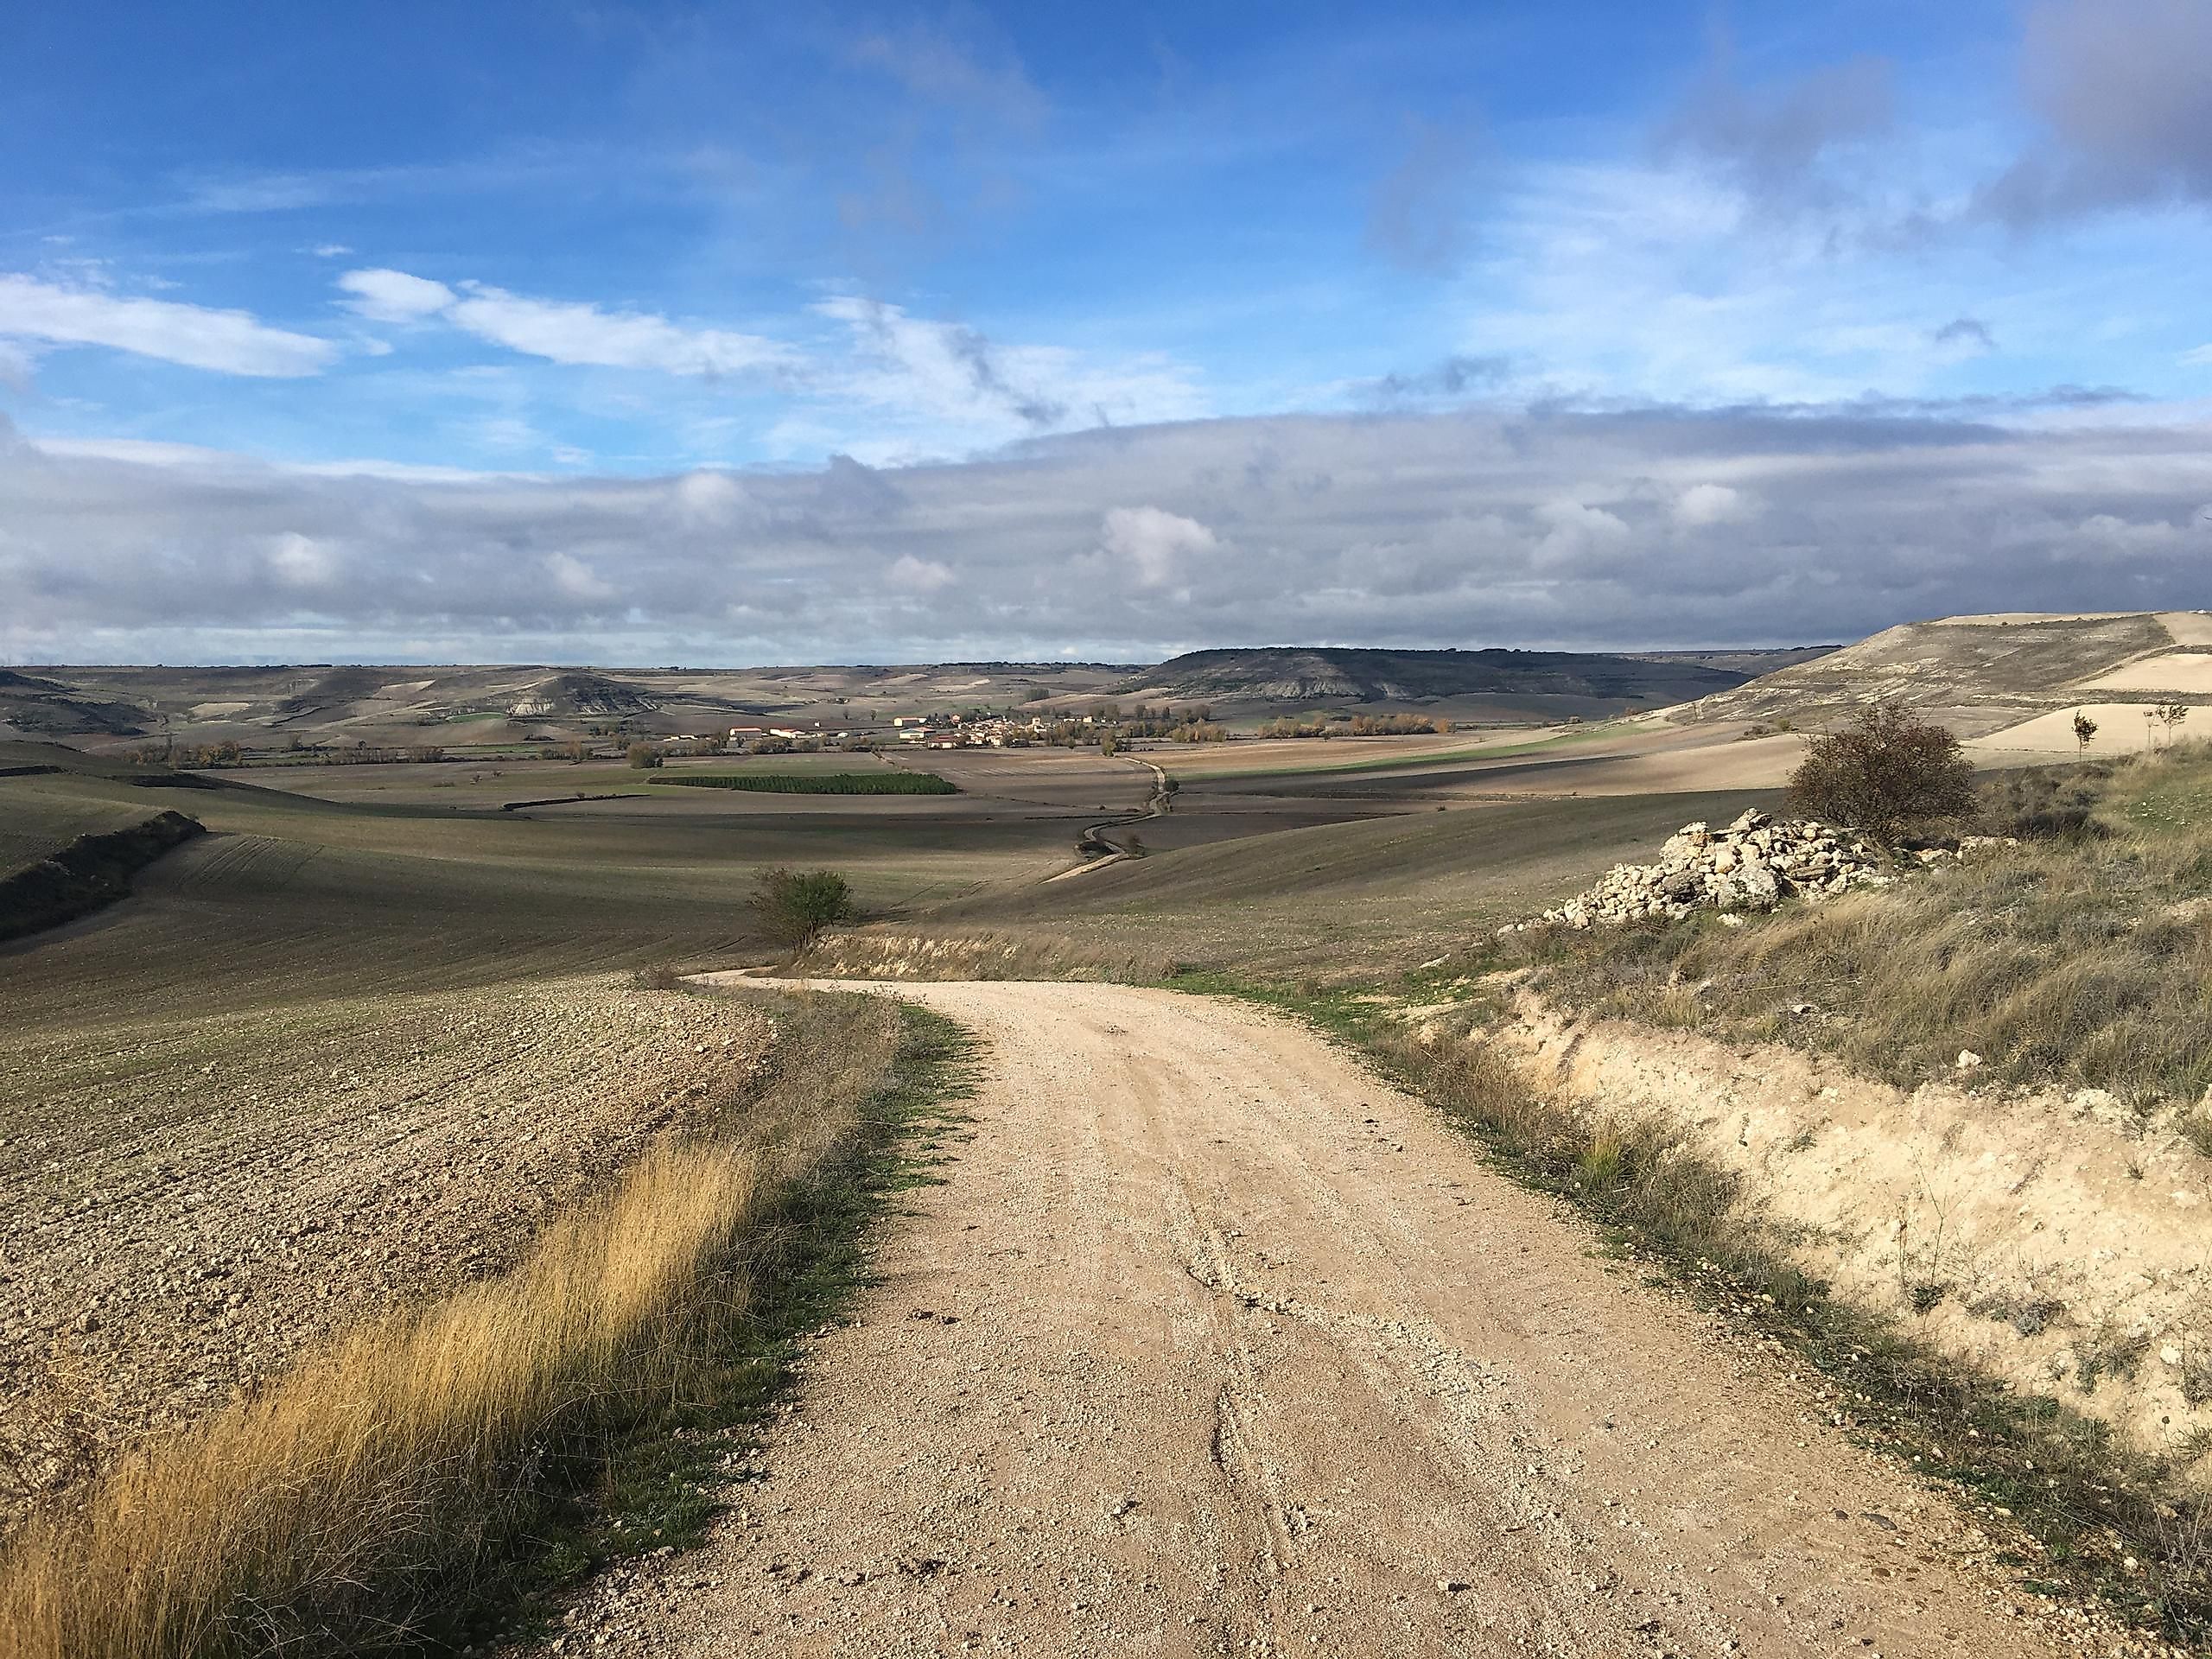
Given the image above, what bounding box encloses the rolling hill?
[1676,611,2212,744]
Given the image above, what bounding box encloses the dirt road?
[602,979,2096,1657]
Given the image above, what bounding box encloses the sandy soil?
[1965,704,2177,758]
[2069,653,2212,695]
[566,979,2118,1658]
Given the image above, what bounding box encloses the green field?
[651,770,958,795]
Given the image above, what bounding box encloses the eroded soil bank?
[1492,991,2212,1461]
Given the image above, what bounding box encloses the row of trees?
[1255,713,1453,741]
[131,741,454,769]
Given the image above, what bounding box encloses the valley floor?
[566,979,2101,1658]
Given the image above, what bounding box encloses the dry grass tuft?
[0,988,907,1659]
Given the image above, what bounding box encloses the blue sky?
[3,2,2211,662]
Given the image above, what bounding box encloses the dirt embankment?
[0,975,773,1532]
[553,977,2100,1658]
[1493,992,2212,1459]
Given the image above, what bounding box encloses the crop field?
[652,770,958,794]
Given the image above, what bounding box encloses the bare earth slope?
[1675,612,2196,734]
[609,980,2075,1658]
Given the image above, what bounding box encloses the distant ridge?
[1119,645,1826,708]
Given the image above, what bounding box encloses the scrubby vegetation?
[751,867,861,948]
[1783,700,1976,849]
[652,771,957,795]
[1524,741,2212,1106]
[0,811,204,943]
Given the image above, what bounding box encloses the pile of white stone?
[1513,809,1890,931]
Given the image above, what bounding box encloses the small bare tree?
[2072,710,2097,753]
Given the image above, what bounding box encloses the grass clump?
[651,771,957,795]
[0,990,969,1659]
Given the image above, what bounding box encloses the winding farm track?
[628,978,2089,1658]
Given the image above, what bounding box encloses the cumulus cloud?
[545,551,615,602]
[0,273,336,377]
[1094,505,1220,591]
[673,469,747,526]
[7,404,2212,664]
[1672,483,1754,527]
[267,531,340,588]
[887,553,954,592]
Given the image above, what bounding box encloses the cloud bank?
[7,401,2210,665]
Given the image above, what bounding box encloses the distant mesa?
[1122,645,1834,709]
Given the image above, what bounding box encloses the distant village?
[645,705,1249,757]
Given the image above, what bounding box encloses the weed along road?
[629,979,2064,1657]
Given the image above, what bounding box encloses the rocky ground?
[0,973,773,1531]
[1522,809,1890,930]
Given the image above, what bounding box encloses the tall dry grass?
[0,987,906,1659]
[1528,741,2212,1104]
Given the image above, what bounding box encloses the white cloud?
[1533,498,1632,566]
[446,284,789,377]
[308,243,354,259]
[887,553,955,592]
[337,268,456,323]
[1673,482,1755,526]
[673,469,747,524]
[0,273,336,377]
[267,531,339,587]
[2183,345,2212,367]
[813,296,1205,454]
[545,551,615,601]
[334,269,791,378]
[1096,505,1219,589]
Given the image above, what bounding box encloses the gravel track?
[564,980,2133,1658]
